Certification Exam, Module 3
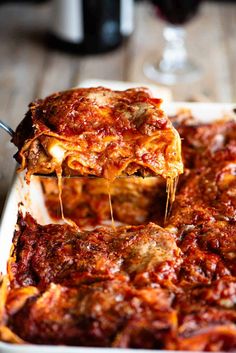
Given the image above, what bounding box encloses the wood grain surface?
[0,1,235,208]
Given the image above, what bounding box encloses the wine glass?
[144,0,202,85]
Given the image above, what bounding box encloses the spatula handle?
[0,120,14,137]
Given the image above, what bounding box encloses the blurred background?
[0,0,235,207]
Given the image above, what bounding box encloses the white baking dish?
[0,101,235,353]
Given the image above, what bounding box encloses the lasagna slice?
[1,212,180,346]
[12,87,183,182]
[9,212,181,290]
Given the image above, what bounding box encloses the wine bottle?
[50,0,134,54]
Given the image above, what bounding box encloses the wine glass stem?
[160,26,188,72]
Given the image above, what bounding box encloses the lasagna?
[12,87,183,182]
[0,95,236,350]
[2,212,181,347]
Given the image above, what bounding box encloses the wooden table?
[0,1,235,208]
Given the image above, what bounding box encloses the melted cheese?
[56,170,79,229]
[165,176,178,224]
[107,180,115,230]
[48,143,66,163]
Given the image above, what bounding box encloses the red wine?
[151,0,201,25]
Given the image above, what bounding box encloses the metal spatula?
[0,120,14,137]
